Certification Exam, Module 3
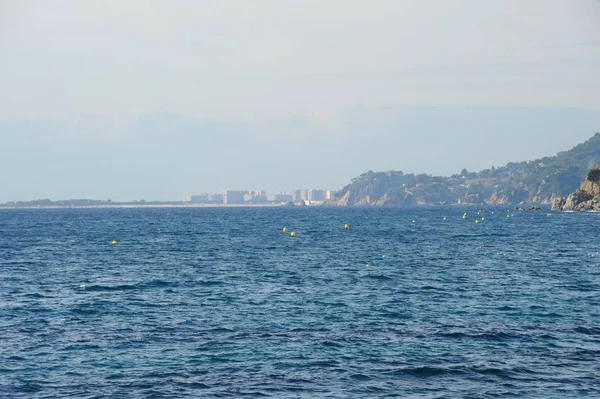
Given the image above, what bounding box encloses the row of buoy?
[109,210,547,247]
[109,210,554,245]
[110,209,555,245]
[280,211,530,238]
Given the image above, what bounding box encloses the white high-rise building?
[308,189,326,201]
[292,189,303,202]
[223,190,246,204]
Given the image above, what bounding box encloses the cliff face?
[487,192,509,205]
[553,162,600,211]
[335,133,600,206]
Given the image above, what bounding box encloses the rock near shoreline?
[552,162,600,211]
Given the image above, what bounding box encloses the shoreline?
[0,203,288,210]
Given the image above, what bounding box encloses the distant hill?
[334,132,600,206]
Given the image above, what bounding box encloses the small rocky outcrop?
[553,162,600,211]
[551,197,566,210]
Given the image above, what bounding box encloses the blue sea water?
[0,207,599,398]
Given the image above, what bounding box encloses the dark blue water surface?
[1,207,599,398]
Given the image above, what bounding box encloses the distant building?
[244,190,267,203]
[308,189,326,201]
[192,188,330,205]
[184,193,224,203]
[292,189,303,202]
[191,193,209,203]
[268,193,293,203]
[223,190,246,204]
[246,193,267,203]
[291,189,333,202]
[244,190,265,201]
[208,193,223,204]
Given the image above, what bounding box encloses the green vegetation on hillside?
[335,132,600,206]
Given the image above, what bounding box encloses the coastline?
[0,203,286,210]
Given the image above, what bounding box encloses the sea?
[1,206,599,398]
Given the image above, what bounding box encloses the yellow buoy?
[290,231,297,237]
[547,213,552,216]
[412,219,416,224]
[443,217,447,221]
[111,240,118,245]
[475,220,479,224]
[344,223,349,230]
[366,263,371,268]
[282,227,288,233]
[477,210,482,215]
[481,217,485,221]
[506,214,510,218]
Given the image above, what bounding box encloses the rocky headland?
[333,133,600,206]
[552,162,600,211]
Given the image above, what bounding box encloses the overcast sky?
[1,0,599,201]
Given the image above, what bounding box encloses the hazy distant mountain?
[334,132,600,206]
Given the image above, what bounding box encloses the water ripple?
[0,207,599,398]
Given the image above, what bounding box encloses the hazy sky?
[1,0,599,201]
